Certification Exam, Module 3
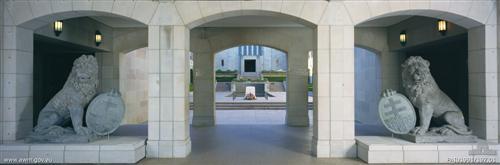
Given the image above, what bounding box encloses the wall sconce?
[437,19,447,36]
[95,30,102,47]
[53,20,63,36]
[399,31,407,46]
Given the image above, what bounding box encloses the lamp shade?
[438,19,447,35]
[54,20,63,36]
[95,30,102,46]
[399,31,407,46]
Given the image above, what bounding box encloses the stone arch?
[187,10,317,29]
[5,0,155,29]
[174,1,328,29]
[214,44,288,56]
[190,27,313,54]
[354,44,382,56]
[18,11,147,30]
[350,3,498,141]
[1,0,153,141]
[115,29,149,55]
[345,1,495,27]
[357,10,485,28]
[190,26,314,126]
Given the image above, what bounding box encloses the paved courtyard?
[138,125,366,165]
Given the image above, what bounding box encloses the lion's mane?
[51,55,99,109]
[401,56,438,104]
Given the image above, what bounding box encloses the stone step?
[189,102,313,110]
[356,136,500,164]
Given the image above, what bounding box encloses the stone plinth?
[398,134,477,143]
[356,136,500,164]
[0,136,146,164]
[25,134,98,143]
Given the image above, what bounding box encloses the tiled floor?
[139,125,367,165]
[189,110,313,125]
[112,108,392,165]
[134,92,389,165]
[115,110,391,165]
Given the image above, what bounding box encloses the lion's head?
[64,55,99,100]
[401,56,437,102]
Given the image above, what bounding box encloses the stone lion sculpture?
[396,56,472,136]
[32,55,98,138]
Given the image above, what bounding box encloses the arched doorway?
[0,1,154,162]
[209,44,289,125]
[2,9,147,139]
[355,11,493,140]
[352,4,497,162]
[187,11,317,161]
[2,1,495,162]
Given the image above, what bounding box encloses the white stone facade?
[214,46,287,76]
[0,0,498,162]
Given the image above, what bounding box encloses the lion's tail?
[443,125,473,135]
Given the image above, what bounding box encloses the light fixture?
[399,30,407,46]
[437,19,447,36]
[53,20,63,36]
[95,30,102,47]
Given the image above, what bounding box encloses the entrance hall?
[0,0,498,164]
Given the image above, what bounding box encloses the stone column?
[468,25,498,142]
[147,25,191,158]
[312,25,356,158]
[286,48,309,126]
[497,1,500,142]
[0,0,4,143]
[192,51,216,126]
[0,26,34,142]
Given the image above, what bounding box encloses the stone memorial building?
[215,45,287,79]
[0,0,499,164]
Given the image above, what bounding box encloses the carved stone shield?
[378,93,416,134]
[86,90,125,135]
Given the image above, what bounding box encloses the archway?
[355,10,495,140]
[2,0,495,161]
[210,44,290,125]
[189,17,315,127]
[187,9,317,160]
[353,5,497,162]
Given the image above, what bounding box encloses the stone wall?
[119,47,148,124]
[0,0,4,143]
[262,47,287,71]
[354,47,382,127]
[215,48,239,71]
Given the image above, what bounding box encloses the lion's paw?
[410,126,428,135]
[75,126,93,136]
